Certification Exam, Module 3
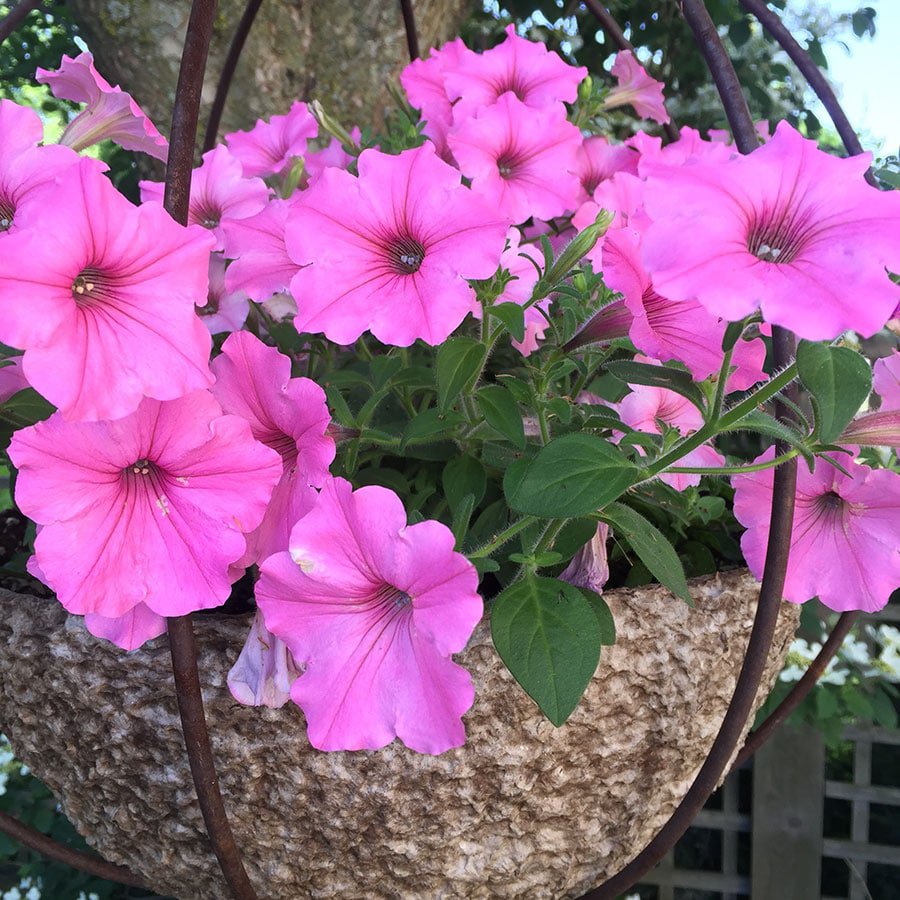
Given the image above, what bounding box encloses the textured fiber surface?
[0,571,798,899]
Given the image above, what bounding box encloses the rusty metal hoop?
[0,0,877,896]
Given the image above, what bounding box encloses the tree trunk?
[66,0,472,142]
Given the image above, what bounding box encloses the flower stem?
[643,362,799,479]
[469,515,539,559]
[663,449,799,477]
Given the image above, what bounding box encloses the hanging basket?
[0,570,798,899]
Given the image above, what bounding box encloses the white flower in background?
[779,637,848,685]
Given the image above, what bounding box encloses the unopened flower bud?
[564,297,633,351]
[840,410,900,448]
[536,209,613,298]
[309,100,359,155]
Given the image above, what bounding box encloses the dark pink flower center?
[372,582,413,609]
[493,73,529,102]
[193,200,222,230]
[0,195,14,231]
[121,458,173,515]
[262,430,298,467]
[496,151,519,179]
[387,235,425,275]
[71,267,113,309]
[746,206,816,265]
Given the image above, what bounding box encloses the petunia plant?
[0,27,898,757]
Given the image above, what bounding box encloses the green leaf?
[491,575,602,726]
[504,433,638,518]
[476,384,526,449]
[435,337,487,414]
[325,385,355,427]
[370,354,403,390]
[443,455,486,513]
[488,302,526,342]
[400,409,464,449]
[472,557,500,577]
[451,493,476,549]
[553,517,600,562]
[606,360,706,411]
[574,586,616,645]
[796,341,872,444]
[722,408,811,455]
[721,319,746,352]
[601,502,693,605]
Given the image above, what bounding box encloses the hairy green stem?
[469,516,539,559]
[643,362,798,479]
[663,449,800,477]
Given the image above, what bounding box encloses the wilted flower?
[228,610,302,708]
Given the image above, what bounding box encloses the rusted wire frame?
[399,0,419,62]
[582,0,680,143]
[164,1,258,897]
[735,610,859,769]
[0,810,145,887]
[737,0,865,159]
[580,1,799,896]
[0,0,44,45]
[202,0,265,152]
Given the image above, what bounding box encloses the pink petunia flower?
[0,100,79,238]
[574,135,639,203]
[641,121,900,340]
[286,143,509,346]
[200,254,250,334]
[443,24,586,121]
[8,391,282,621]
[225,101,318,178]
[734,450,900,613]
[603,51,670,125]
[84,603,167,651]
[601,226,766,389]
[140,145,269,252]
[617,362,726,491]
[36,52,168,160]
[874,353,900,410]
[449,93,582,223]
[256,476,483,754]
[0,158,215,421]
[228,609,302,708]
[210,332,334,565]
[400,39,472,156]
[221,198,301,302]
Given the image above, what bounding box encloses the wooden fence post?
[751,722,825,898]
